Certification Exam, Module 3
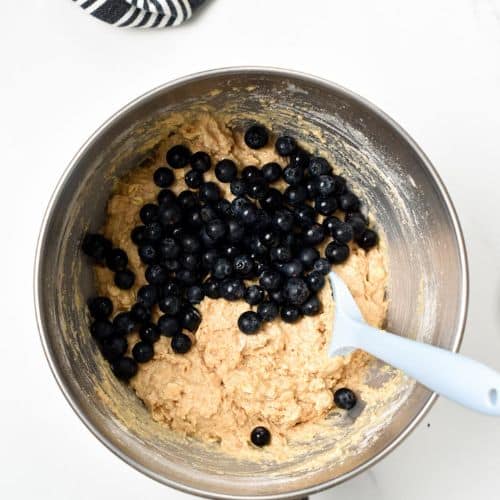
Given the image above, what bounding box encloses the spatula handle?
[352,323,500,416]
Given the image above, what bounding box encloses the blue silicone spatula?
[328,271,500,416]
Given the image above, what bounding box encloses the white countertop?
[2,0,500,498]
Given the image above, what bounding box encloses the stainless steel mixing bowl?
[35,67,468,499]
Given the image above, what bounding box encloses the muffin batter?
[95,113,388,457]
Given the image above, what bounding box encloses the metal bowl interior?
[35,68,468,499]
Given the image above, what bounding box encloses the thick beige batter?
[95,113,388,458]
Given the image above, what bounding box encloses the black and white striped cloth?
[73,0,206,28]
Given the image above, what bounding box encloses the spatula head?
[327,271,365,357]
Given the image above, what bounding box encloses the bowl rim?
[34,66,469,500]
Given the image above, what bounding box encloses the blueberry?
[181,253,200,271]
[153,167,174,188]
[132,341,154,363]
[215,159,237,182]
[280,305,301,323]
[301,295,321,316]
[273,209,294,232]
[334,388,357,410]
[114,269,135,289]
[227,219,245,243]
[244,125,269,149]
[158,294,181,315]
[305,271,325,293]
[179,191,199,212]
[281,259,304,278]
[233,255,254,276]
[130,303,151,324]
[187,285,204,304]
[298,247,320,270]
[206,218,226,241]
[88,296,113,319]
[325,242,350,264]
[82,233,112,262]
[180,234,201,254]
[317,175,336,197]
[356,229,378,250]
[260,230,280,248]
[171,333,192,354]
[175,268,198,286]
[90,319,114,343]
[144,222,163,242]
[294,204,316,228]
[259,270,282,291]
[290,149,310,169]
[185,169,204,189]
[139,323,160,343]
[262,162,282,182]
[331,222,354,244]
[190,151,211,172]
[270,288,286,304]
[308,157,332,177]
[284,277,310,306]
[315,196,338,216]
[112,357,138,380]
[275,136,297,156]
[136,285,158,308]
[167,144,191,168]
[131,226,147,246]
[238,311,261,334]
[305,178,320,199]
[230,178,248,197]
[313,258,331,275]
[303,224,326,245]
[244,285,265,306]
[257,301,279,321]
[284,185,308,206]
[157,189,177,207]
[159,205,182,227]
[159,237,181,259]
[201,249,220,269]
[101,335,128,361]
[338,192,360,212]
[216,199,232,217]
[283,165,304,186]
[250,426,271,446]
[203,278,221,299]
[162,281,182,297]
[332,175,347,195]
[145,264,168,285]
[140,204,159,224]
[200,205,218,223]
[345,213,367,238]
[260,188,283,212]
[164,259,181,272]
[138,244,159,265]
[270,246,292,263]
[240,204,258,225]
[241,166,263,182]
[113,312,136,335]
[180,306,201,332]
[199,227,217,249]
[213,257,232,280]
[323,216,341,235]
[230,196,250,217]
[248,178,269,200]
[158,315,181,337]
[253,259,269,276]
[220,279,245,301]
[199,182,221,203]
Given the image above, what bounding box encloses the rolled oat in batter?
[95,113,388,458]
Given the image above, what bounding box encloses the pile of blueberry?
[82,123,373,442]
